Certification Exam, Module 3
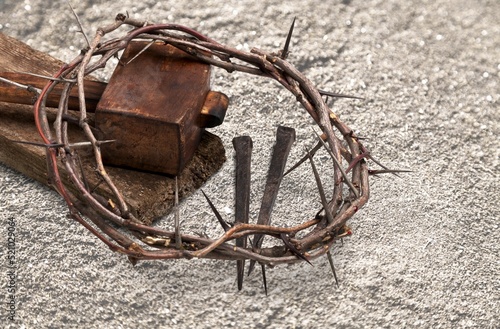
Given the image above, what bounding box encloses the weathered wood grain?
[0,32,226,225]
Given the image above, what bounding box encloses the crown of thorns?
[32,14,400,291]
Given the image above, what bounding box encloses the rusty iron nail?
[248,126,296,278]
[233,135,253,291]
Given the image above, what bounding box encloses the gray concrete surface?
[0,0,498,328]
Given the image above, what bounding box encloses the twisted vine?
[34,14,380,270]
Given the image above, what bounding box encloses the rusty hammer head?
[95,41,228,175]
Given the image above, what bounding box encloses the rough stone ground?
[0,0,498,328]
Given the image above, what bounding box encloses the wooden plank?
[0,32,226,225]
[0,33,66,75]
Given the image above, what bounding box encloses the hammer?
[0,40,228,175]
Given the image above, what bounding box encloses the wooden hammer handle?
[0,33,106,112]
[0,71,106,112]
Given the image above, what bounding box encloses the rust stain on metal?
[96,41,228,175]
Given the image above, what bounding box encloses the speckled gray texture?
[0,0,498,328]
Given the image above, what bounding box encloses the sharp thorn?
[68,139,116,148]
[8,139,64,148]
[237,260,244,291]
[311,127,360,198]
[281,17,296,59]
[261,264,268,295]
[364,152,404,178]
[124,40,155,65]
[326,250,339,287]
[248,257,257,277]
[318,89,364,100]
[0,76,27,88]
[0,76,41,95]
[201,190,230,232]
[284,140,322,177]
[67,1,91,48]
[314,207,325,219]
[128,256,139,266]
[20,71,77,83]
[280,233,311,265]
[305,147,334,224]
[95,139,116,146]
[369,169,412,175]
